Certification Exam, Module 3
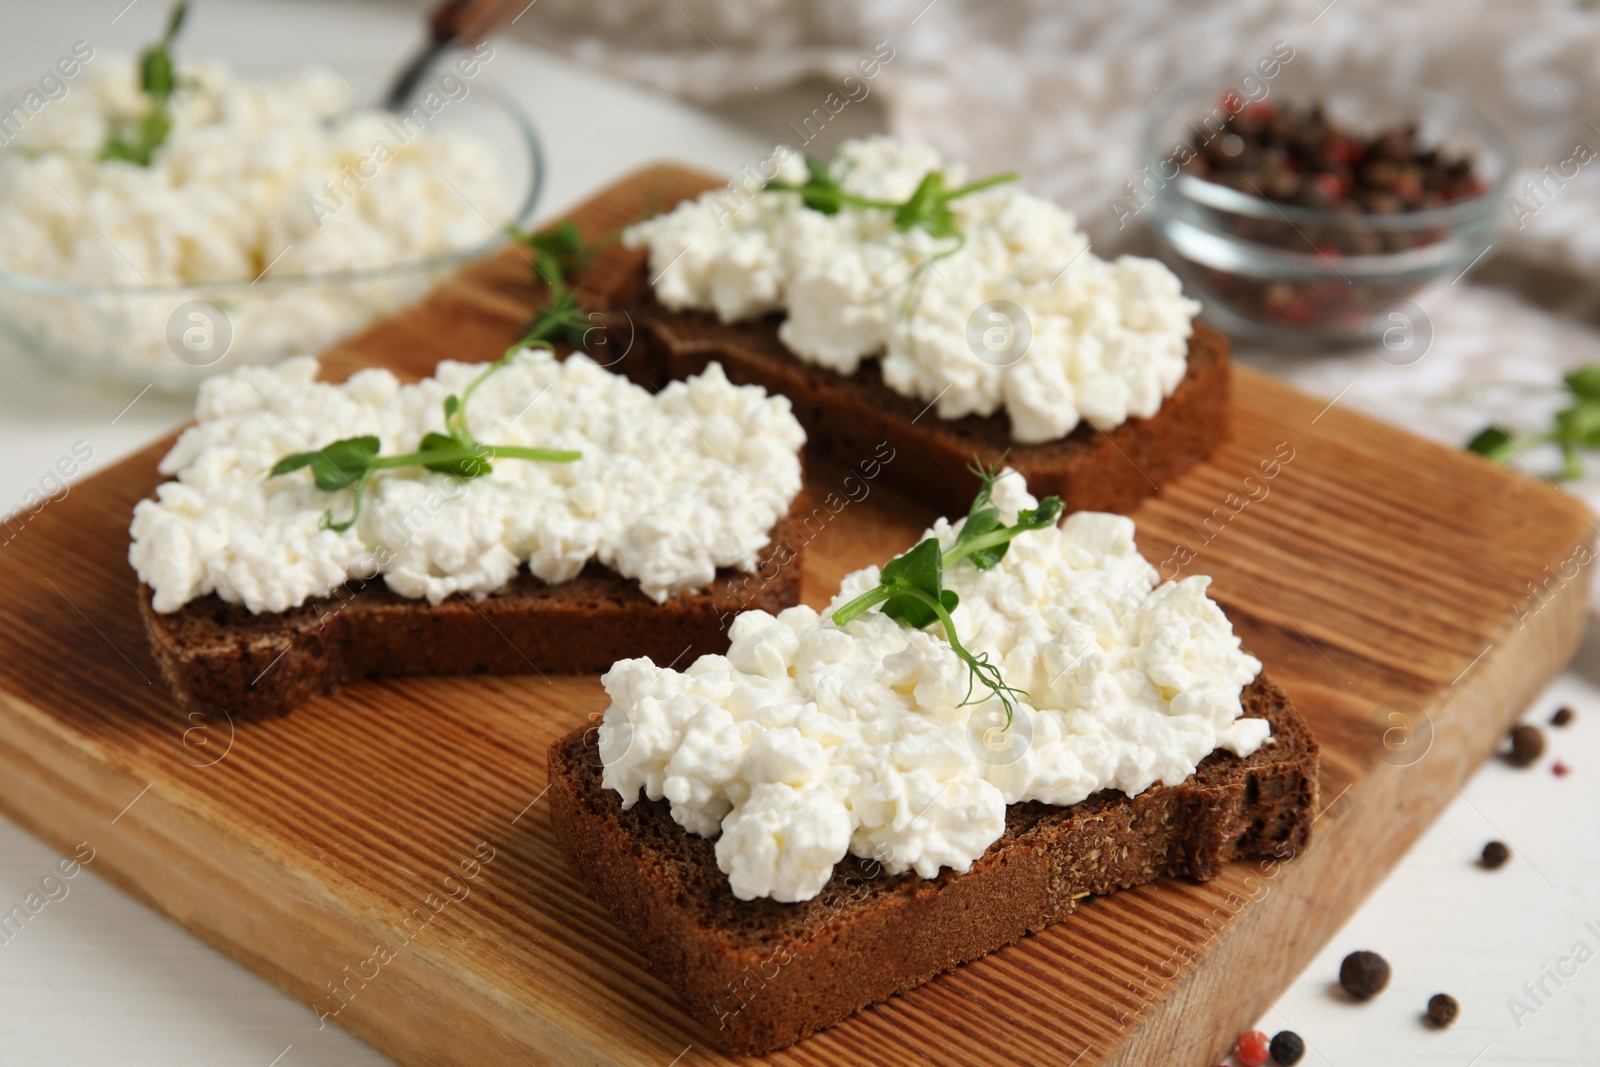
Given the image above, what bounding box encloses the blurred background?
[2,1,1600,1065]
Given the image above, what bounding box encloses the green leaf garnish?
[941,456,1065,572]
[766,156,848,214]
[1565,366,1600,401]
[877,538,959,630]
[1556,401,1600,448]
[102,1,188,166]
[831,460,1063,728]
[1466,426,1515,462]
[269,326,581,530]
[526,287,594,349]
[521,220,588,290]
[1467,366,1600,480]
[416,431,491,478]
[270,437,379,532]
[269,434,380,491]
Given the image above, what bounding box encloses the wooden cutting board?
[0,167,1592,1067]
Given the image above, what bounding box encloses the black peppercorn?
[1269,1029,1306,1064]
[1427,992,1460,1027]
[1480,840,1511,869]
[1506,723,1545,767]
[1339,950,1390,1000]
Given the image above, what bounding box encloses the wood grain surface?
[0,167,1592,1067]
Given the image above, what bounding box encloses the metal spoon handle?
[384,0,528,111]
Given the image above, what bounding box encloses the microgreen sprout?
[830,459,1064,727]
[765,153,1017,334]
[1468,366,1600,481]
[102,1,189,166]
[269,324,581,532]
[506,217,642,349]
[763,158,1018,235]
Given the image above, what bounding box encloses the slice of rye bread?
[548,673,1318,1055]
[140,497,809,720]
[621,281,1231,518]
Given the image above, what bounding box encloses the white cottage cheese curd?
[129,350,805,613]
[625,136,1200,444]
[0,57,510,377]
[599,471,1268,902]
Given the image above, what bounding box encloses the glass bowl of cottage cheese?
[0,51,540,391]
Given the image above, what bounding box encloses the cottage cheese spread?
[599,471,1268,902]
[129,351,805,613]
[0,57,509,376]
[624,136,1200,444]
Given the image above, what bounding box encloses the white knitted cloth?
[517,0,1600,263]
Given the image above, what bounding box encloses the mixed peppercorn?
[1182,100,1484,228]
[1167,95,1488,337]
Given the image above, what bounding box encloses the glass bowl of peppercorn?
[1141,74,1513,346]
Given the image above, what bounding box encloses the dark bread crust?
[140,497,808,720]
[628,284,1231,517]
[547,673,1318,1055]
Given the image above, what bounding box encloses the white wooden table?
[0,3,1595,1064]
